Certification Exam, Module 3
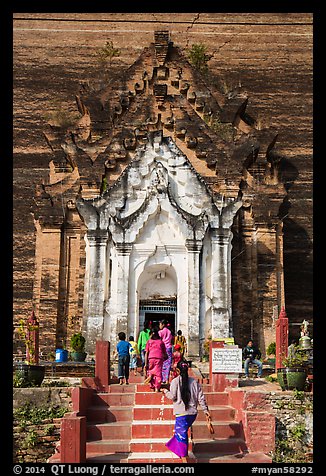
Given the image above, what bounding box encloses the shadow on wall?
[278,198,313,339]
[231,234,281,351]
[232,212,312,350]
[231,151,312,349]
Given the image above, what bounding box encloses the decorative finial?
[279,307,287,319]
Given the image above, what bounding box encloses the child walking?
[137,321,151,376]
[116,332,131,385]
[174,330,187,357]
[129,335,139,376]
[144,327,167,392]
[171,343,183,379]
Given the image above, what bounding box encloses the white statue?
[300,319,309,337]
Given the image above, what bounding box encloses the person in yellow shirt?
[174,330,187,357]
[129,335,139,376]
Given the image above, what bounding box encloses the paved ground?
[238,377,280,392]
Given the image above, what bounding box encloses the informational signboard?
[211,347,243,373]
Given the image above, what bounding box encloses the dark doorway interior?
[145,312,175,335]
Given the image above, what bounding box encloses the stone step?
[193,437,248,455]
[86,405,133,423]
[87,418,241,441]
[131,420,174,438]
[51,449,272,464]
[129,438,249,456]
[132,404,235,421]
[131,419,241,439]
[87,421,132,440]
[86,451,196,463]
[196,452,273,463]
[129,438,181,453]
[92,392,135,406]
[86,439,130,453]
[107,383,137,393]
[86,436,247,455]
[134,390,228,406]
[135,383,212,392]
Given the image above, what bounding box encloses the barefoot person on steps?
[162,360,211,461]
[144,327,168,392]
[116,332,132,385]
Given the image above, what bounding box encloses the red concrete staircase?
[49,368,273,463]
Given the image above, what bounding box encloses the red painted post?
[60,415,86,463]
[95,341,110,388]
[26,311,39,364]
[275,307,289,370]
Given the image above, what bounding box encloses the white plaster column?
[84,230,108,353]
[210,228,233,339]
[107,242,132,348]
[186,239,202,357]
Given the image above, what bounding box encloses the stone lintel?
[38,220,64,231]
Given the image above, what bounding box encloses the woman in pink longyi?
[144,327,168,392]
[159,319,173,384]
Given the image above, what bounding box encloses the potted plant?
[202,336,212,362]
[14,316,45,386]
[277,345,308,391]
[265,341,276,368]
[70,332,87,362]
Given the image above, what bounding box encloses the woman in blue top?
[116,332,132,385]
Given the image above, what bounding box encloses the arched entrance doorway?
[139,298,177,334]
[137,265,177,335]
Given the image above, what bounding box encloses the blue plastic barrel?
[55,349,68,362]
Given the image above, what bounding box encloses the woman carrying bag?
[162,360,212,461]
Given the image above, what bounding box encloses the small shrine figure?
[299,319,311,350]
[300,319,309,337]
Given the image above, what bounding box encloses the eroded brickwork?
[13,14,312,355]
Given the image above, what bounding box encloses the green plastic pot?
[277,367,307,391]
[70,351,87,362]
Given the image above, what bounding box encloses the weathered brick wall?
[267,392,313,462]
[230,388,313,460]
[13,387,72,463]
[13,387,73,410]
[13,13,313,350]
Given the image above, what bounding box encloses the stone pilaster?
[276,222,285,311]
[57,222,82,347]
[210,228,233,339]
[33,224,62,353]
[256,223,279,352]
[105,242,132,349]
[83,230,108,353]
[186,239,202,357]
[242,219,258,342]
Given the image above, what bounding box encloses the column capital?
[87,229,108,245]
[116,242,133,255]
[211,228,232,243]
[185,239,202,252]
